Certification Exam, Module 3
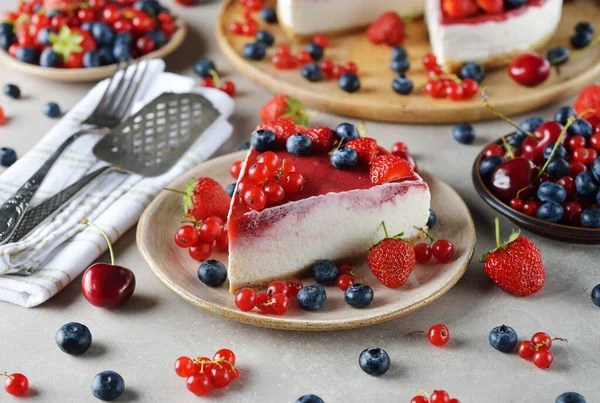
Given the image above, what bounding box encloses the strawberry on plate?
[481,218,545,297]
[346,137,378,164]
[368,222,416,288]
[476,0,503,14]
[367,12,405,46]
[369,154,415,185]
[574,84,600,116]
[182,177,230,222]
[256,117,298,145]
[442,0,479,18]
[259,94,310,126]
[305,126,336,153]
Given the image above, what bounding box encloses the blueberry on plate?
[547,46,569,66]
[591,284,600,308]
[305,42,324,60]
[338,73,360,93]
[296,284,326,311]
[193,58,217,77]
[555,392,587,403]
[359,347,390,376]
[16,47,39,64]
[260,7,278,23]
[43,102,61,118]
[452,123,475,145]
[91,371,125,401]
[301,63,323,82]
[427,209,437,229]
[296,395,324,403]
[488,325,518,353]
[391,45,408,60]
[197,259,227,287]
[555,106,577,126]
[37,28,55,46]
[3,84,20,99]
[546,158,570,178]
[238,141,251,151]
[567,119,593,138]
[83,51,101,68]
[479,155,504,179]
[592,157,600,181]
[56,322,92,356]
[575,22,594,35]
[286,134,313,156]
[392,76,413,95]
[518,116,544,136]
[536,201,563,223]
[115,32,132,46]
[0,33,17,51]
[112,42,131,62]
[330,146,358,170]
[243,42,267,61]
[146,30,167,47]
[40,48,59,67]
[92,22,116,46]
[344,284,374,308]
[543,143,567,160]
[250,129,276,152]
[0,147,17,167]
[570,31,592,49]
[504,0,526,9]
[0,22,12,36]
[575,172,599,196]
[335,122,360,142]
[98,47,116,66]
[255,29,274,47]
[390,58,410,74]
[459,62,485,83]
[313,259,339,285]
[537,182,567,203]
[581,208,600,228]
[225,183,236,198]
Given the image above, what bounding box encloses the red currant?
[189,242,212,261]
[136,36,155,54]
[431,390,450,403]
[338,264,354,274]
[214,349,236,365]
[461,78,479,98]
[336,273,355,291]
[331,65,345,79]
[220,81,236,97]
[484,144,505,158]
[432,240,455,263]
[422,52,438,70]
[428,80,446,99]
[257,151,280,171]
[230,21,243,34]
[77,9,95,23]
[237,178,257,195]
[271,54,297,69]
[235,288,257,312]
[209,365,231,388]
[3,373,29,397]
[428,324,450,347]
[573,147,590,164]
[264,183,285,205]
[248,163,269,182]
[201,77,215,88]
[283,172,305,192]
[531,332,552,350]
[186,373,212,395]
[230,160,243,179]
[313,34,329,48]
[564,201,583,223]
[269,293,290,315]
[275,44,291,56]
[286,279,303,297]
[586,148,598,165]
[102,5,122,23]
[518,341,534,360]
[174,225,199,248]
[282,163,296,175]
[522,201,541,217]
[132,14,155,33]
[391,142,408,154]
[510,198,524,211]
[414,243,432,264]
[568,135,587,151]
[446,82,465,101]
[296,50,312,65]
[243,188,267,211]
[533,349,553,369]
[569,161,587,178]
[411,397,430,403]
[255,292,272,313]
[321,59,334,78]
[267,280,288,296]
[113,18,133,34]
[343,61,358,74]
[590,133,600,151]
[175,356,199,377]
[449,399,461,403]
[198,219,222,244]
[215,226,229,252]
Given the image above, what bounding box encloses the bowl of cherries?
[472,85,600,244]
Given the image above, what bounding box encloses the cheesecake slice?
[227,146,431,293]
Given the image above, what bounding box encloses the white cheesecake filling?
[278,0,424,35]
[426,0,563,66]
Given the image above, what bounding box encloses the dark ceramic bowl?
[472,134,600,244]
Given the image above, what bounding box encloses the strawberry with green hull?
[260,94,311,127]
[367,222,416,288]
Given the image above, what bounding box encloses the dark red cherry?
[82,263,136,308]
[393,150,419,173]
[490,158,535,201]
[522,121,564,164]
[508,53,550,87]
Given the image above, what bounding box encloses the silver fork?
[0,60,149,245]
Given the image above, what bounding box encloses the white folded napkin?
[0,60,235,307]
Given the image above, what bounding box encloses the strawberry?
[375,145,392,158]
[305,126,336,153]
[346,137,378,164]
[259,94,310,126]
[369,155,415,185]
[476,0,503,14]
[367,12,405,46]
[43,0,81,9]
[367,222,416,288]
[442,0,479,18]
[182,177,230,222]
[574,84,600,116]
[256,117,298,145]
[481,218,545,297]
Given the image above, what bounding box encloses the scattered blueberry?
[504,0,526,8]
[592,157,600,181]
[459,62,485,83]
[112,42,131,62]
[427,209,437,229]
[391,46,408,60]
[286,134,312,156]
[296,395,324,403]
[344,284,374,308]
[296,284,327,311]
[146,30,167,47]
[390,58,409,74]
[238,141,251,151]
[92,22,116,46]
[335,123,360,142]
[301,64,323,82]
[392,76,413,95]
[0,22,12,36]
[43,102,61,118]
[0,148,17,167]
[91,371,125,401]
[243,42,267,61]
[547,46,569,66]
[543,143,567,160]
[591,284,600,308]
[575,22,594,35]
[313,260,339,285]
[537,182,567,203]
[555,106,577,126]
[517,117,544,137]
[480,156,504,179]
[571,31,592,49]
[193,58,216,77]
[250,129,276,152]
[575,172,599,196]
[3,84,20,99]
[488,325,518,353]
[338,73,360,93]
[581,208,600,228]
[197,259,227,287]
[0,33,17,51]
[56,322,92,356]
[40,48,59,67]
[260,7,278,23]
[255,30,274,47]
[37,28,55,46]
[225,183,236,198]
[452,123,475,145]
[555,392,587,403]
[83,51,101,68]
[537,201,564,222]
[98,47,116,66]
[330,146,358,170]
[359,347,390,376]
[305,42,324,60]
[567,119,593,138]
[546,158,570,178]
[16,47,39,64]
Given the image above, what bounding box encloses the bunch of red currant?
[231,151,306,212]
[174,349,239,396]
[235,279,303,315]
[518,332,567,369]
[2,372,29,397]
[229,4,262,37]
[413,239,455,264]
[411,389,460,403]
[174,217,228,261]
[422,53,479,101]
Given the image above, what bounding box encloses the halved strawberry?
[476,0,503,14]
[305,126,336,153]
[346,137,378,164]
[369,155,415,185]
[367,12,405,46]
[256,117,298,145]
[442,0,479,18]
[574,85,600,116]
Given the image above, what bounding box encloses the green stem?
[381,221,390,238]
[81,219,115,266]
[551,35,600,65]
[163,187,186,195]
[535,116,575,181]
[482,89,536,138]
[500,136,514,159]
[494,217,501,249]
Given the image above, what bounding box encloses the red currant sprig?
[412,227,456,264]
[175,350,239,396]
[409,324,450,347]
[422,53,479,101]
[518,332,567,369]
[234,280,302,315]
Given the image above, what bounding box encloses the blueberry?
[3,84,20,99]
[286,134,312,156]
[571,31,592,49]
[592,157,600,181]
[250,129,276,152]
[146,30,167,47]
[225,183,236,198]
[243,42,267,61]
[40,48,59,67]
[305,42,324,60]
[330,146,358,170]
[335,123,360,142]
[547,46,569,66]
[504,0,526,8]
[392,76,413,95]
[296,284,326,310]
[56,322,92,356]
[0,148,17,167]
[83,51,101,68]
[338,73,360,93]
[260,7,278,23]
[238,141,251,151]
[391,45,408,60]
[37,28,55,46]
[313,259,339,285]
[115,32,132,46]
[197,259,227,287]
[591,284,600,308]
[518,117,544,137]
[92,22,116,46]
[344,283,373,308]
[546,158,570,178]
[537,202,563,222]
[134,0,161,15]
[543,143,567,160]
[81,22,94,32]
[301,63,323,82]
[581,208,600,228]
[390,58,409,74]
[193,58,217,77]
[98,47,116,66]
[575,172,599,196]
[555,107,577,126]
[427,209,437,229]
[567,119,593,138]
[359,347,390,376]
[459,62,485,83]
[507,133,525,148]
[452,123,475,145]
[91,371,125,401]
[0,33,17,51]
[0,22,12,36]
[256,29,274,47]
[480,155,504,179]
[296,395,324,403]
[43,102,61,118]
[556,392,587,403]
[537,182,567,203]
[112,42,131,62]
[16,47,39,64]
[488,325,518,353]
[575,22,594,35]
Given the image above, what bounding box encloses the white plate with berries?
[0,0,187,82]
[137,150,476,331]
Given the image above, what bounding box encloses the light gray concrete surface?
[1,1,599,402]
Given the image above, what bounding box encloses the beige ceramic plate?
[137,151,476,331]
[0,20,187,83]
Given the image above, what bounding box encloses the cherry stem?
[0,372,13,380]
[535,116,575,181]
[494,217,501,249]
[551,35,600,65]
[208,69,221,87]
[163,187,186,195]
[500,136,515,159]
[482,89,536,138]
[81,219,115,266]
[408,330,426,336]
[358,121,367,137]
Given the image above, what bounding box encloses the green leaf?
[182,178,197,213]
